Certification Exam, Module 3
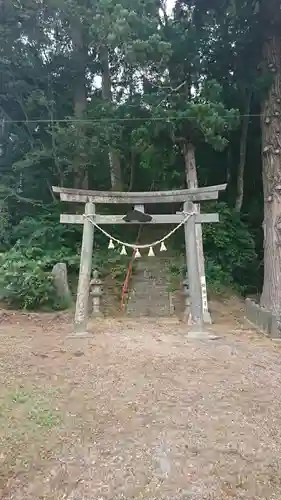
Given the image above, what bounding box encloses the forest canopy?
[0,0,280,311]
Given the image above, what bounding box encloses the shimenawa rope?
[84,211,195,250]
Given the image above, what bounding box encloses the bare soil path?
[1,299,281,499]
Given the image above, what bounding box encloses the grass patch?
[0,387,63,465]
[28,406,62,428]
[0,386,64,483]
[9,389,30,404]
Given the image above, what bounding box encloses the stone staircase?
[124,224,186,317]
[101,225,186,317]
[126,255,180,317]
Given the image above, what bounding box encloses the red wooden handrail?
[120,226,142,312]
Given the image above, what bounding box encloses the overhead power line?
[3,113,266,124]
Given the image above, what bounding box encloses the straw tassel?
[108,239,115,249]
[120,245,127,255]
[148,246,155,257]
[160,241,167,252]
[135,248,141,258]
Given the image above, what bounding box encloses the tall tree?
[72,14,89,188]
[0,0,267,306]
[157,1,238,319]
[259,0,281,313]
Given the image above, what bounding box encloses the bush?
[20,245,80,273]
[92,251,132,283]
[0,251,57,310]
[0,237,84,309]
[1,202,259,309]
[10,209,138,254]
[0,208,11,251]
[11,210,83,253]
[0,205,139,310]
[0,243,130,310]
[204,260,236,294]
[203,203,259,294]
[172,202,259,294]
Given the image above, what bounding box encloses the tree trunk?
[235,90,252,212]
[183,141,211,323]
[100,45,123,191]
[260,26,281,313]
[72,21,88,189]
[226,146,232,185]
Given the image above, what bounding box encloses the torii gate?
[53,184,226,334]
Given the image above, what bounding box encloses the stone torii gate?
[53,184,226,334]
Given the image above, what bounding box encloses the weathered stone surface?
[52,263,72,307]
[126,258,172,317]
[245,298,281,339]
[90,269,103,317]
[100,251,187,318]
[187,330,220,340]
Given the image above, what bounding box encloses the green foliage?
[171,203,259,294]
[0,208,11,252]
[203,203,259,294]
[0,0,269,304]
[93,250,133,286]
[166,259,185,292]
[11,211,82,253]
[0,211,83,310]
[0,250,57,310]
[204,260,238,295]
[0,217,133,309]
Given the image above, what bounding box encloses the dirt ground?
[1,298,281,500]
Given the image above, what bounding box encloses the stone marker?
[52,262,72,307]
[90,269,103,317]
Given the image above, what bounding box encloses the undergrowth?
[0,203,259,310]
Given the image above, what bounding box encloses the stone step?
[125,254,182,317]
[128,294,169,304]
[128,281,169,292]
[126,300,171,317]
[131,279,168,287]
[127,286,171,317]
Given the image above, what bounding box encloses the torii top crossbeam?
[52,184,226,204]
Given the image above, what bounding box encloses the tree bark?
[235,90,252,212]
[183,141,211,323]
[100,45,123,191]
[260,21,281,313]
[226,146,232,185]
[72,21,88,189]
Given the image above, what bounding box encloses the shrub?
[20,245,80,273]
[203,203,259,294]
[172,202,259,294]
[204,260,236,294]
[0,251,57,310]
[0,244,130,310]
[0,208,11,251]
[0,202,259,309]
[10,210,83,253]
[93,251,131,283]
